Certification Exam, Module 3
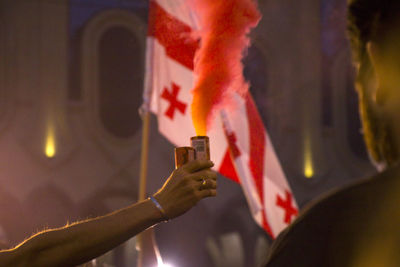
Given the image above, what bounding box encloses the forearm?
[2,199,163,267]
[0,159,217,267]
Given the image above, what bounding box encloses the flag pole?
[137,109,151,266]
[136,110,161,267]
[138,110,150,203]
[136,30,161,265]
[138,16,154,205]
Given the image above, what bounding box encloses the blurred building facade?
[0,0,374,266]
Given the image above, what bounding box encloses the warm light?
[304,157,314,178]
[191,98,208,136]
[304,137,314,178]
[158,263,174,267]
[45,126,56,158]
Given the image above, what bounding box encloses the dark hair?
[348,0,400,63]
[347,0,400,166]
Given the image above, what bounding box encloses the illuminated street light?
[304,136,314,178]
[45,124,56,158]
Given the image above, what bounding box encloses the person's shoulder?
[0,248,25,267]
[301,164,400,215]
[265,164,400,266]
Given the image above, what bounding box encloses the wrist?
[148,196,169,222]
[141,198,165,225]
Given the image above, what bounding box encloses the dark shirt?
[265,164,400,267]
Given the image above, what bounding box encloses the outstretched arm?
[0,160,217,267]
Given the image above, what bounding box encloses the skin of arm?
[0,160,217,267]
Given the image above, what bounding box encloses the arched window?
[80,10,146,145]
[98,26,143,138]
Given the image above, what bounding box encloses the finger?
[198,179,217,190]
[182,160,214,173]
[191,169,217,181]
[197,189,217,199]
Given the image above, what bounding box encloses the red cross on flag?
[161,82,187,120]
[143,0,298,238]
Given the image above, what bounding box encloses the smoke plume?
[190,0,261,135]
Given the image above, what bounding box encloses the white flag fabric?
[143,0,298,238]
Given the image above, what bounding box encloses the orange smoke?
[190,0,261,135]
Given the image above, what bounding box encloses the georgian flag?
[143,0,298,238]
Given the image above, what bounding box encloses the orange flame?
[190,0,261,135]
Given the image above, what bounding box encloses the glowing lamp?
[303,137,314,178]
[45,126,56,158]
[304,159,314,178]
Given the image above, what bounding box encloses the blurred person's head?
[347,2,400,265]
[347,0,400,170]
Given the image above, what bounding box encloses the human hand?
[153,160,217,220]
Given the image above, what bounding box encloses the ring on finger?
[201,179,207,189]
